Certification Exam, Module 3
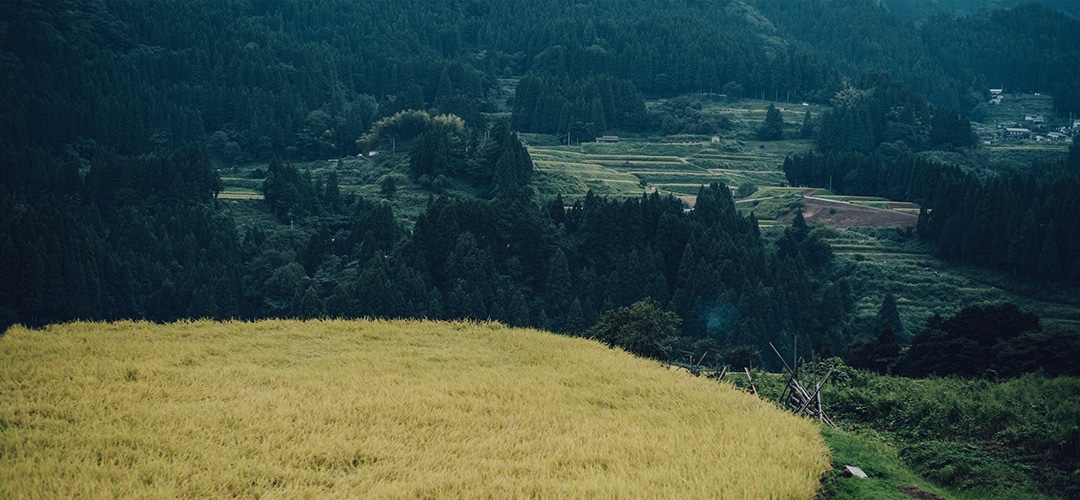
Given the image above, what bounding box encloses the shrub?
[587,299,680,360]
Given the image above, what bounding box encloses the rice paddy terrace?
[0,320,829,498]
[529,140,792,203]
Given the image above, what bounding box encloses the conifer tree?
[800,109,814,138]
[874,292,904,340]
[757,104,784,141]
[1037,220,1061,279]
[296,285,325,320]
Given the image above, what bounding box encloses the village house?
[1004,127,1031,139]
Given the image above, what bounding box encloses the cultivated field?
[529,138,797,203]
[820,227,1080,334]
[790,196,918,228]
[0,320,829,498]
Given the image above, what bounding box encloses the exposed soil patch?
[781,197,918,228]
[898,485,946,499]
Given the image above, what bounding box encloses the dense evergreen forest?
[3,0,1079,176]
[2,0,1080,369]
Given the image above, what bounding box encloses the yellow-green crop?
[1,319,829,498]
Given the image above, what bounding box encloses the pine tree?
[566,298,586,334]
[545,248,573,317]
[874,292,904,340]
[1037,220,1061,278]
[296,285,325,320]
[507,288,530,327]
[790,209,808,242]
[799,109,815,139]
[757,104,784,141]
[1068,140,1080,171]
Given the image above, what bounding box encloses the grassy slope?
[0,320,829,498]
[818,227,1080,336]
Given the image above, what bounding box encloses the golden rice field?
[0,320,829,498]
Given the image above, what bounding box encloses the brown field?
[785,197,918,228]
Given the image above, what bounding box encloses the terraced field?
[822,228,1080,333]
[217,176,266,200]
[529,147,645,197]
[529,140,797,203]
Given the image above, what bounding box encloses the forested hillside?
[4,0,1079,178]
[750,0,1080,113]
[2,0,1080,366]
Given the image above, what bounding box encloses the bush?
[586,299,680,360]
[815,365,1080,498]
[900,441,1034,493]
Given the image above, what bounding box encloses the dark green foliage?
[654,96,734,136]
[409,117,534,195]
[586,299,680,360]
[753,1,1080,115]
[811,360,1080,499]
[900,441,1036,493]
[994,325,1080,378]
[799,109,815,139]
[0,151,243,330]
[929,107,976,149]
[82,145,222,212]
[1068,140,1080,172]
[757,104,784,141]
[2,0,1077,193]
[511,74,648,138]
[379,175,399,199]
[817,72,931,154]
[735,183,758,199]
[897,303,1051,378]
[843,321,901,374]
[262,157,319,222]
[874,293,904,340]
[720,345,762,371]
[295,285,326,320]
